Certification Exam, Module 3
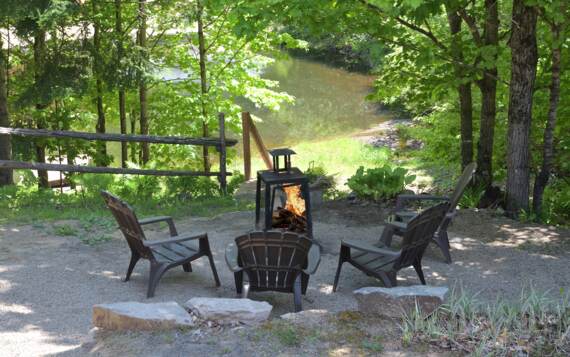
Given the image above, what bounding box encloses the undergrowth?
[401,287,570,356]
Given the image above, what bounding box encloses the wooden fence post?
[241,112,252,180]
[218,112,227,194]
[245,112,273,170]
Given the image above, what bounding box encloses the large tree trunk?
[93,0,108,167]
[115,0,128,168]
[447,9,474,170]
[138,0,150,164]
[34,30,49,189]
[0,35,12,186]
[475,0,499,188]
[197,0,211,172]
[506,0,538,216]
[532,27,562,216]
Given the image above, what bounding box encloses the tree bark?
[34,30,49,188]
[138,0,150,164]
[447,9,474,171]
[197,0,211,172]
[0,35,12,186]
[532,21,562,215]
[115,0,128,167]
[506,0,538,216]
[93,0,108,167]
[475,0,499,188]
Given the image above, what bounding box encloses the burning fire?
[283,186,306,217]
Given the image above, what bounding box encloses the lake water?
[241,56,390,149]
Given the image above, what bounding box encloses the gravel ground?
[0,202,569,356]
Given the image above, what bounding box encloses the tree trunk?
[138,0,150,164]
[115,0,128,167]
[93,0,108,167]
[197,0,211,172]
[130,109,137,163]
[447,9,474,170]
[475,0,499,188]
[34,30,49,189]
[532,27,562,216]
[0,35,12,186]
[506,0,538,216]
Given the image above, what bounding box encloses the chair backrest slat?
[236,231,312,290]
[394,202,449,269]
[101,191,152,259]
[448,162,477,210]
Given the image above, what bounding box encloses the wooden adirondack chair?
[101,191,220,298]
[333,202,449,291]
[382,162,477,263]
[225,231,321,312]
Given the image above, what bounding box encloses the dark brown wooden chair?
[101,191,220,298]
[333,202,449,291]
[383,162,477,263]
[225,231,321,312]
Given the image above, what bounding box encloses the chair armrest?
[139,216,178,237]
[395,194,449,211]
[225,243,242,272]
[303,244,321,275]
[341,239,400,258]
[385,221,408,233]
[143,233,206,247]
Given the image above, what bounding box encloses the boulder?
[353,285,448,318]
[93,301,193,331]
[185,298,272,325]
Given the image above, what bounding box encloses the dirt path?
[0,203,569,356]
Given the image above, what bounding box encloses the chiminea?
[255,149,313,238]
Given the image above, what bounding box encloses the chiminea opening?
[255,149,313,237]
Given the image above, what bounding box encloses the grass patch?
[53,224,78,236]
[401,287,570,355]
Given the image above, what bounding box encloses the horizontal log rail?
[0,126,237,147]
[0,113,232,193]
[0,160,231,177]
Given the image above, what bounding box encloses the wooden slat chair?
[382,162,477,263]
[333,203,449,291]
[101,191,220,298]
[225,231,321,312]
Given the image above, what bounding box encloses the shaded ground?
[0,201,569,356]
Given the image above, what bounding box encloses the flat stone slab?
[93,301,193,331]
[354,285,448,318]
[185,298,272,325]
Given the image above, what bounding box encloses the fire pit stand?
[255,167,313,238]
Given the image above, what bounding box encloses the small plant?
[361,337,384,352]
[346,164,415,201]
[53,224,78,236]
[305,163,335,190]
[459,185,486,208]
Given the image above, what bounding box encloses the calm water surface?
[242,56,390,149]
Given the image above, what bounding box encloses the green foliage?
[346,164,416,201]
[541,179,570,226]
[459,185,486,209]
[53,224,78,237]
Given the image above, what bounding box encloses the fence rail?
[0,113,234,193]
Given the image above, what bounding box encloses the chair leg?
[234,271,243,295]
[147,262,169,298]
[301,273,309,295]
[124,252,140,282]
[293,275,302,312]
[206,252,221,287]
[380,225,395,247]
[333,245,350,292]
[182,263,192,272]
[413,260,426,285]
[379,271,396,287]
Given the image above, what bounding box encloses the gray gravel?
[1,206,569,356]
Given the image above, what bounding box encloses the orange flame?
[283,186,305,217]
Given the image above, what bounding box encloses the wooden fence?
[0,113,237,193]
[241,111,272,180]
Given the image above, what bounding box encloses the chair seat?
[150,240,199,263]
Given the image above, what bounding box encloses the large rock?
[93,301,193,330]
[354,285,448,318]
[185,298,272,325]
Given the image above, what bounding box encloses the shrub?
[541,179,570,226]
[346,164,415,201]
